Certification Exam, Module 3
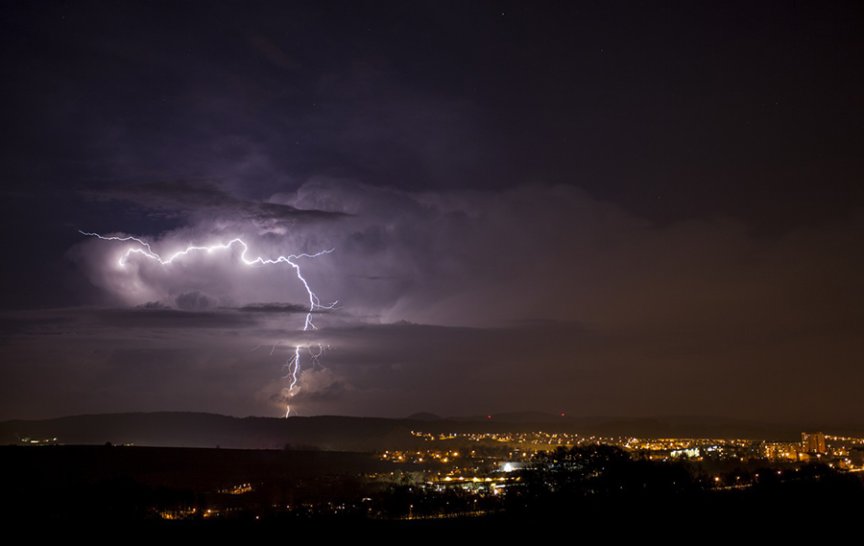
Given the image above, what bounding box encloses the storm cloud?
[2,180,860,420]
[1,2,862,423]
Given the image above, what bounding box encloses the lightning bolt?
[79,230,336,417]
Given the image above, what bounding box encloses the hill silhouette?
[3,412,862,450]
[406,412,442,421]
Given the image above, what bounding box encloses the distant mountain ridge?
[2,411,861,450]
[406,412,442,421]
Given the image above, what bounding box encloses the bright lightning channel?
[79,230,336,417]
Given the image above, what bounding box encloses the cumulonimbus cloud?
[35,178,862,420]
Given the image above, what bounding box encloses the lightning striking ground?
[79,230,336,417]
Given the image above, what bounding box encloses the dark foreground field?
[3,445,862,535]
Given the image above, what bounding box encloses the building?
[801,432,827,454]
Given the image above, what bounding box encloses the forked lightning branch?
[80,230,336,417]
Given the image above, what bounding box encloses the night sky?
[1,1,862,422]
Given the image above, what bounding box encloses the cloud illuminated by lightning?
[79,230,336,417]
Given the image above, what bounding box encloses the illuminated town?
[145,430,864,521]
[373,430,864,493]
[4,424,864,524]
[396,430,864,467]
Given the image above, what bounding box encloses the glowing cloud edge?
[79,230,336,417]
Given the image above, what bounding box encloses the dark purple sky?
[1,1,862,421]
